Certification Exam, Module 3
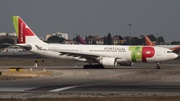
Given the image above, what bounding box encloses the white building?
[0,32,16,36]
[0,32,7,36]
[46,32,69,40]
[8,32,16,36]
[56,32,68,40]
[46,34,52,41]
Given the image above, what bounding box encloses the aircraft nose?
[173,53,178,59]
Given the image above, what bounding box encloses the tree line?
[85,33,167,45]
[0,33,180,49]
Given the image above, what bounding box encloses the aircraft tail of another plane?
[119,35,127,45]
[77,36,86,44]
[12,16,46,45]
[144,35,155,46]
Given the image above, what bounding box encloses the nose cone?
[174,53,178,59]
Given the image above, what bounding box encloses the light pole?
[128,24,132,45]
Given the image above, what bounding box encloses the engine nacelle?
[119,62,133,66]
[99,57,117,66]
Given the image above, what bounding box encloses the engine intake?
[99,57,117,66]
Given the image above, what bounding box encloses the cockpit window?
[167,51,173,53]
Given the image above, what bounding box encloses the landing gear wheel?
[156,62,161,69]
[99,65,104,69]
[94,64,99,68]
[156,66,160,69]
[83,64,105,69]
[83,65,89,69]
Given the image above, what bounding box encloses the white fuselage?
[29,43,177,63]
[156,45,180,49]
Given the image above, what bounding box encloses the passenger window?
[167,51,173,53]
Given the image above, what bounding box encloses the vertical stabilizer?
[78,36,86,44]
[119,35,127,45]
[12,16,46,45]
[144,36,155,46]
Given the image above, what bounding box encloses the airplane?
[77,36,86,44]
[144,35,180,51]
[12,16,178,69]
[144,35,155,46]
[119,35,128,45]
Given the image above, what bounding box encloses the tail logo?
[14,16,35,44]
[120,40,124,44]
[145,36,155,46]
[146,37,152,45]
[13,16,46,44]
[20,23,24,43]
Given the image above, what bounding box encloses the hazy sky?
[0,0,180,42]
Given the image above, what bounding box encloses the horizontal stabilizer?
[15,44,32,50]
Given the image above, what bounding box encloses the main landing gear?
[156,62,161,69]
[83,64,104,69]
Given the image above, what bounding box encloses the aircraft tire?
[83,65,89,69]
[94,64,99,68]
[156,66,160,69]
[99,65,105,69]
[83,64,105,69]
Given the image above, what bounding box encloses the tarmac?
[0,58,180,98]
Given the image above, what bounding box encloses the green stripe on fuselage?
[128,46,142,62]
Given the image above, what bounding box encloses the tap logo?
[17,17,35,44]
[20,23,24,43]
[128,46,155,62]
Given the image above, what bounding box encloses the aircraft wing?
[59,50,123,60]
[170,46,180,51]
[35,45,123,60]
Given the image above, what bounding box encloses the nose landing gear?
[156,62,161,69]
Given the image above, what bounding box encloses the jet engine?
[116,58,133,66]
[99,57,117,66]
